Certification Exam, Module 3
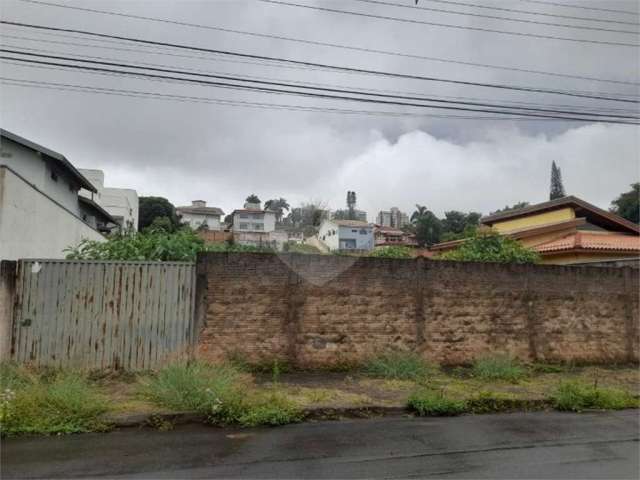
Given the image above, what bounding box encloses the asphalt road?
[2,410,639,479]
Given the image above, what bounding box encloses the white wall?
[0,167,104,260]
[180,212,221,230]
[233,211,276,233]
[317,220,340,251]
[1,138,81,214]
[338,225,374,251]
[80,168,139,231]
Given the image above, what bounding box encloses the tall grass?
[472,355,527,382]
[551,381,638,412]
[407,388,466,416]
[365,352,435,381]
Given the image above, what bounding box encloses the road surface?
[2,410,639,479]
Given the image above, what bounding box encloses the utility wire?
[257,0,640,47]
[351,0,638,34]
[4,48,637,120]
[2,21,637,103]
[2,55,637,124]
[11,1,639,85]
[6,42,635,115]
[518,0,639,16]
[416,0,639,25]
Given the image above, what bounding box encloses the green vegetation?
[551,381,639,412]
[408,389,466,416]
[369,246,413,259]
[365,352,436,381]
[472,355,527,382]
[138,196,182,232]
[226,390,303,427]
[439,231,540,264]
[282,242,322,254]
[1,364,110,436]
[610,182,639,224]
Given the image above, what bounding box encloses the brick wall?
[196,253,639,366]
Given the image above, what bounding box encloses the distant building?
[317,219,374,252]
[229,200,280,248]
[331,209,367,222]
[176,200,224,231]
[0,128,113,260]
[374,225,417,248]
[79,168,139,231]
[376,207,409,229]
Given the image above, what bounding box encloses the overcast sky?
[1,0,638,218]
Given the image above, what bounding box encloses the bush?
[408,389,466,416]
[472,355,527,382]
[283,242,322,255]
[1,366,110,436]
[139,361,242,413]
[227,390,303,427]
[439,230,539,264]
[364,352,435,381]
[551,381,638,412]
[370,246,413,259]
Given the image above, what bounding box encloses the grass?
[1,363,110,436]
[471,355,527,383]
[550,381,639,412]
[364,352,436,381]
[407,388,466,416]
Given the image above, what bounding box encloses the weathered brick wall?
[196,253,639,366]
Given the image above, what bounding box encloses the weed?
[365,352,436,382]
[529,363,567,374]
[472,355,527,383]
[147,415,174,431]
[228,390,304,427]
[407,388,466,416]
[550,381,639,412]
[465,391,546,413]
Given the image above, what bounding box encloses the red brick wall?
[195,253,639,366]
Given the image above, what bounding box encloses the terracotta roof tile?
[535,232,640,253]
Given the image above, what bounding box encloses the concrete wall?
[0,167,104,260]
[196,253,639,367]
[80,168,139,231]
[0,260,16,361]
[180,212,221,231]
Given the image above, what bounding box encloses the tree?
[490,201,529,215]
[346,191,357,220]
[414,211,442,247]
[264,197,290,223]
[138,196,180,231]
[246,194,261,204]
[411,204,428,223]
[370,246,413,259]
[549,161,566,200]
[610,183,640,224]
[439,230,539,264]
[440,210,482,241]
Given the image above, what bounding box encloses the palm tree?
[411,204,428,224]
[264,197,290,223]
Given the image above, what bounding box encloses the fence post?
[0,260,17,361]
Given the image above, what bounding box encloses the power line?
[351,0,638,34]
[2,55,637,124]
[518,0,639,16]
[257,0,640,47]
[417,0,639,26]
[6,41,635,115]
[13,1,639,85]
[4,48,637,120]
[2,21,637,103]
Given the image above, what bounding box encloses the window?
[239,222,249,230]
[352,229,358,233]
[253,223,264,230]
[359,229,367,235]
[240,214,249,219]
[252,213,264,220]
[50,170,58,182]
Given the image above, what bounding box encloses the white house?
[79,169,139,231]
[317,219,374,252]
[231,202,276,233]
[176,200,224,230]
[0,129,114,260]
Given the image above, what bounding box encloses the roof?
[176,206,224,216]
[482,196,639,235]
[374,225,406,235]
[78,196,118,224]
[1,128,97,192]
[535,232,640,254]
[232,209,277,214]
[332,219,372,228]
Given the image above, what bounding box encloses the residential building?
[376,207,409,228]
[230,201,279,248]
[79,168,139,231]
[317,219,374,252]
[0,128,113,260]
[330,209,367,222]
[374,225,417,248]
[176,200,224,231]
[431,196,640,266]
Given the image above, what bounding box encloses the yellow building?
[432,196,640,266]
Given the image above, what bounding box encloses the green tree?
[490,201,529,215]
[549,161,566,200]
[410,204,428,224]
[440,211,482,241]
[439,230,539,264]
[370,246,413,258]
[346,191,357,220]
[246,194,261,204]
[610,183,640,224]
[415,211,442,247]
[138,196,180,231]
[264,197,290,223]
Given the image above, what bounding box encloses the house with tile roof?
[176,200,224,231]
[431,196,639,266]
[317,219,374,252]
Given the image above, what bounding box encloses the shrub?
[408,389,466,416]
[370,246,413,259]
[439,230,539,264]
[551,381,638,412]
[472,355,527,382]
[227,390,304,427]
[139,361,242,413]
[1,368,110,436]
[365,352,435,381]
